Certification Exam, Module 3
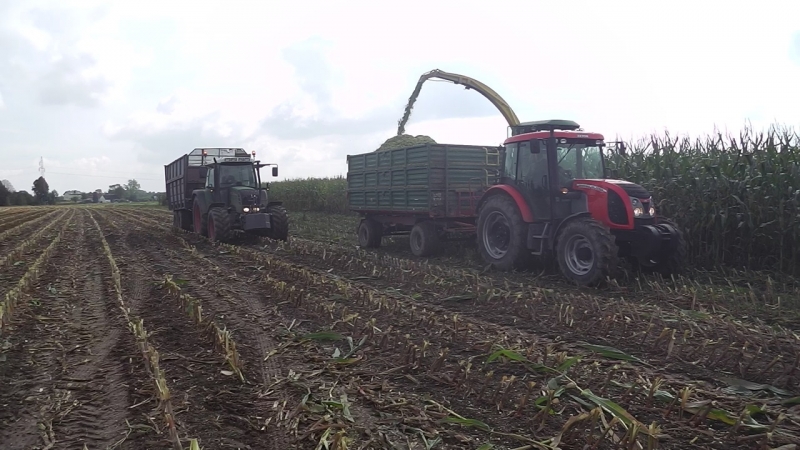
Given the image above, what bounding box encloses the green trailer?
[346,143,502,256]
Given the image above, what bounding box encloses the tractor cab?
[198,149,279,214]
[502,120,610,222]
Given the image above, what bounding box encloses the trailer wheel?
[555,217,619,286]
[266,204,289,241]
[635,218,687,277]
[208,207,232,243]
[477,195,530,270]
[357,218,382,248]
[193,202,208,237]
[410,221,441,257]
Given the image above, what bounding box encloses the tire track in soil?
[100,210,433,448]
[0,210,158,449]
[46,209,158,449]
[92,210,296,449]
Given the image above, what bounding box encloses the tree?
[49,190,59,204]
[0,182,10,206]
[32,177,49,205]
[125,179,141,201]
[109,184,125,199]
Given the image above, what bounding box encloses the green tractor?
[165,148,289,243]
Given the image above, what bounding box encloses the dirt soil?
[2,206,800,449]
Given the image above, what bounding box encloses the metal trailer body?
[346,143,501,256]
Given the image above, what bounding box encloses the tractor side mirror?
[530,140,541,154]
[272,167,278,177]
[199,167,208,178]
[617,142,627,156]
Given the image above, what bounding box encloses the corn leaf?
[579,344,645,364]
[580,389,644,431]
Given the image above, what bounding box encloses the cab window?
[206,168,215,188]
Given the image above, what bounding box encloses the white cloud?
[0,0,799,194]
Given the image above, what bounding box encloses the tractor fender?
[476,185,534,223]
[551,212,592,249]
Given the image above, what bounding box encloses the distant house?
[63,190,82,201]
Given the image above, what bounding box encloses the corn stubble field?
[2,129,800,449]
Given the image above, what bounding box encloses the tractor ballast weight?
[164,148,289,243]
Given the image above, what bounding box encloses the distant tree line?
[0,176,57,206]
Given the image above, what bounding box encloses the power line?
[45,171,161,181]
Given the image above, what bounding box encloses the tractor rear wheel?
[556,217,619,286]
[192,202,208,237]
[357,218,382,248]
[636,218,687,277]
[409,221,441,257]
[266,204,289,241]
[208,207,232,243]
[477,195,530,270]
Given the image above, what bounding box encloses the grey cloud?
[0,6,111,109]
[157,96,177,114]
[257,43,502,141]
[37,53,109,107]
[107,112,245,165]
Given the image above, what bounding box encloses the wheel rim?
[482,211,511,260]
[411,229,422,252]
[564,234,594,276]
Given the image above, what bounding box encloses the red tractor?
[474,119,686,285]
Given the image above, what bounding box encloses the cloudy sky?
[1,0,799,194]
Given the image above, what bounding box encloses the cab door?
[515,139,551,220]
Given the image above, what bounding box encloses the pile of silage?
[376,134,436,152]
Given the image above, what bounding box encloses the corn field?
[267,124,800,275]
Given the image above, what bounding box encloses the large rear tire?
[267,204,289,241]
[476,195,530,270]
[556,217,619,286]
[192,201,208,237]
[208,207,232,243]
[636,218,687,277]
[357,218,382,248]
[409,221,441,257]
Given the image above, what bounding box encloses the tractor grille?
[240,191,259,206]
[608,190,628,225]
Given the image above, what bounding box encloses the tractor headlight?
[633,207,643,217]
[243,207,250,213]
[649,206,655,216]
[253,207,260,212]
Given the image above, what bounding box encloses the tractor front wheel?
[267,204,289,241]
[556,217,619,286]
[635,218,687,277]
[208,207,232,243]
[477,195,530,270]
